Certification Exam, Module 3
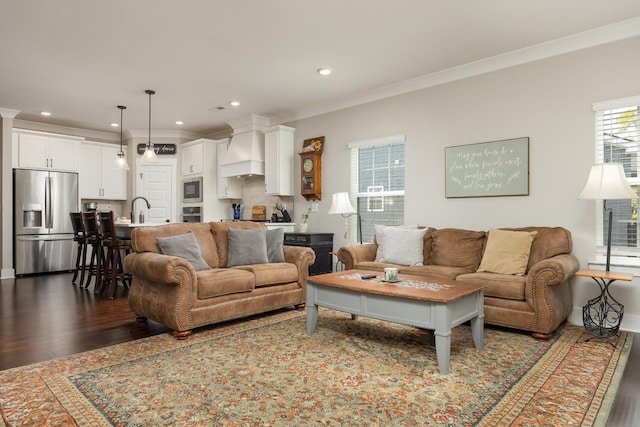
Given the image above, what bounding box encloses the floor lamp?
[579,163,637,272]
[328,192,362,244]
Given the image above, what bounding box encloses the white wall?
[288,36,640,332]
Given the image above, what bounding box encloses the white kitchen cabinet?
[181,143,204,176]
[14,131,81,172]
[216,141,243,199]
[80,142,127,200]
[264,125,294,196]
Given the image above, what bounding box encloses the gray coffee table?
[306,270,485,375]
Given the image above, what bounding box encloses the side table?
[575,268,633,345]
[284,233,334,275]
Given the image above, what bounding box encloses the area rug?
[0,308,632,426]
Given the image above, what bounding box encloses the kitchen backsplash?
[238,175,295,221]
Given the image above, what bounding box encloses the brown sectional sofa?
[337,226,580,339]
[124,221,316,339]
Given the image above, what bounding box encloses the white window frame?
[591,95,640,271]
[348,135,406,243]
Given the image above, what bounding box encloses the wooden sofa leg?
[532,332,552,340]
[174,330,192,340]
[294,303,306,310]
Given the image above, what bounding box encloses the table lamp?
[579,163,637,271]
[328,192,361,243]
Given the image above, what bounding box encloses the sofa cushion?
[155,231,210,271]
[504,227,573,271]
[197,268,255,299]
[131,222,219,267]
[374,226,427,266]
[429,228,486,270]
[267,228,285,263]
[477,229,537,275]
[232,263,299,287]
[227,228,269,267]
[457,271,526,301]
[211,221,266,267]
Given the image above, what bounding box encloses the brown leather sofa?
[125,221,316,339]
[337,226,579,339]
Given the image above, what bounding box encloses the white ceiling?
[1,1,640,136]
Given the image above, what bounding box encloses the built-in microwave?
[182,176,203,203]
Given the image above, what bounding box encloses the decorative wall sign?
[445,137,529,198]
[136,143,177,155]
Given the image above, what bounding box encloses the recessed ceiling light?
[110,122,119,127]
[317,67,332,76]
[40,111,52,116]
[229,101,240,107]
[175,121,184,125]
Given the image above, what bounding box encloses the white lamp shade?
[113,154,130,170]
[328,192,356,215]
[579,163,637,200]
[140,145,158,164]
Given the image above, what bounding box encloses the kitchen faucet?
[130,196,151,224]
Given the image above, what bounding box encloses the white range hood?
[221,114,270,177]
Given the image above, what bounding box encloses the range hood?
[221,114,270,177]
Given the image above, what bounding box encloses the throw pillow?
[374,224,418,262]
[266,228,285,263]
[375,226,427,266]
[477,229,538,275]
[156,231,210,271]
[228,228,269,267]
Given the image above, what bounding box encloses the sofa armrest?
[283,245,316,301]
[124,252,197,286]
[527,253,580,287]
[337,243,377,270]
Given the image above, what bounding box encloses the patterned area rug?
[0,308,632,426]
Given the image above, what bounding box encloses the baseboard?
[570,306,640,334]
[1,268,15,280]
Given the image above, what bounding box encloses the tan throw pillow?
[477,229,537,275]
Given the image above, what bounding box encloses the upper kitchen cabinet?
[181,142,204,176]
[216,140,242,199]
[80,142,127,200]
[14,130,81,172]
[264,125,294,196]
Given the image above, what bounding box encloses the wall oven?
[182,206,202,223]
[182,176,203,203]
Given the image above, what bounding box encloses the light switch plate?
[311,202,319,212]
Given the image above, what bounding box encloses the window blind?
[348,135,405,243]
[593,96,640,259]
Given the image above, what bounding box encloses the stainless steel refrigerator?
[14,168,79,275]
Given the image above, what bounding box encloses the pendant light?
[113,105,130,170]
[140,89,158,164]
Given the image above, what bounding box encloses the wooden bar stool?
[69,212,87,285]
[98,211,132,299]
[82,211,104,292]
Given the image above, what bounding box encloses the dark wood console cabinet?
[284,232,334,275]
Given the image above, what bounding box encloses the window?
[592,96,640,262]
[348,135,405,243]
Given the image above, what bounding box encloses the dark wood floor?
[0,272,638,425]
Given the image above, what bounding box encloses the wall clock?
[299,151,322,201]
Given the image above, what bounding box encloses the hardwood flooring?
[0,272,638,425]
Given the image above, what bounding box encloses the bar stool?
[69,212,87,285]
[82,211,104,291]
[98,211,132,299]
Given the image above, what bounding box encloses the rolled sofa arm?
[527,253,580,287]
[337,243,377,270]
[125,252,198,333]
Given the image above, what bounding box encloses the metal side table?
[576,268,633,346]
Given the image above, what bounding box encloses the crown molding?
[0,108,20,119]
[274,17,640,125]
[13,119,118,142]
[126,129,204,140]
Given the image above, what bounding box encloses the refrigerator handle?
[45,176,53,228]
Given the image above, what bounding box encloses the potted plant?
[299,207,311,233]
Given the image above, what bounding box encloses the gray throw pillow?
[266,228,285,263]
[156,231,209,271]
[228,228,269,267]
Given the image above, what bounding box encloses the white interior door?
[135,158,177,223]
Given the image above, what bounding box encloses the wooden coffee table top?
[308,269,484,303]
